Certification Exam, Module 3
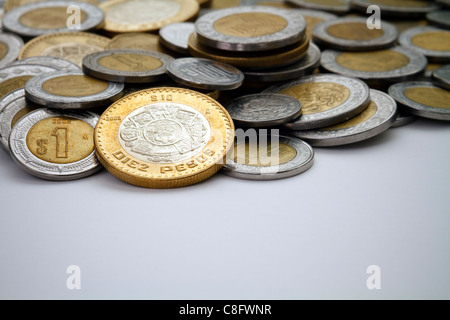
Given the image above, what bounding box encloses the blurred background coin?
[0,33,23,68]
[431,65,450,90]
[399,27,450,63]
[159,22,195,55]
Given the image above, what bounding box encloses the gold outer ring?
[100,0,200,33]
[95,87,234,189]
[188,33,310,69]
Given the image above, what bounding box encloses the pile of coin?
[0,0,449,188]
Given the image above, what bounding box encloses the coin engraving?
[335,50,411,72]
[107,0,180,24]
[404,87,450,109]
[98,53,163,72]
[42,75,109,97]
[41,43,105,67]
[234,141,297,167]
[19,7,88,30]
[326,22,384,41]
[322,101,378,131]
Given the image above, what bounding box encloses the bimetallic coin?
[290,90,397,147]
[166,57,244,91]
[320,47,427,87]
[10,56,80,71]
[426,11,450,29]
[399,27,450,63]
[95,87,235,189]
[18,32,110,67]
[106,32,174,56]
[0,89,40,152]
[25,71,124,109]
[388,81,450,121]
[225,94,302,128]
[0,33,23,68]
[100,0,199,33]
[83,49,174,84]
[9,108,101,180]
[222,135,314,181]
[159,22,195,55]
[291,9,338,39]
[263,74,371,130]
[431,65,450,90]
[352,0,439,17]
[195,6,306,52]
[313,18,398,51]
[2,1,104,38]
[390,112,417,128]
[286,0,350,15]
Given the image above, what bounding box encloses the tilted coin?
[9,108,101,180]
[2,1,104,38]
[290,90,397,147]
[431,65,450,90]
[313,18,398,51]
[286,0,350,15]
[0,89,40,152]
[225,94,302,128]
[388,81,450,121]
[399,27,450,63]
[10,56,80,71]
[159,22,195,55]
[166,57,244,91]
[94,87,235,189]
[195,6,306,52]
[106,32,174,57]
[352,0,439,17]
[390,112,417,129]
[263,74,371,130]
[290,9,338,39]
[100,0,199,33]
[426,11,450,29]
[0,33,23,68]
[19,32,110,67]
[222,134,314,181]
[25,71,124,109]
[241,43,321,84]
[320,47,427,87]
[188,32,310,69]
[82,49,174,84]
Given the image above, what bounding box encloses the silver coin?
[166,57,244,91]
[225,94,302,128]
[9,108,101,181]
[25,71,124,109]
[313,18,398,51]
[388,81,450,121]
[9,56,81,71]
[0,33,23,69]
[159,22,195,55]
[242,43,321,84]
[82,49,174,84]
[195,6,306,52]
[0,89,40,152]
[431,65,450,90]
[352,0,439,17]
[286,0,350,15]
[290,90,397,147]
[399,27,450,63]
[320,46,427,87]
[2,1,104,38]
[222,134,314,181]
[390,112,417,129]
[263,74,371,130]
[426,11,450,29]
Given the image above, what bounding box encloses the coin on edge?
[290,89,397,147]
[388,81,450,121]
[195,6,306,52]
[222,134,314,181]
[399,27,450,63]
[10,56,81,71]
[431,65,450,90]
[225,94,302,128]
[95,87,235,189]
[263,74,371,130]
[0,33,23,68]
[159,22,195,55]
[25,71,124,109]
[83,49,174,83]
[166,57,244,90]
[100,0,199,33]
[2,1,104,37]
[286,0,350,15]
[9,108,101,180]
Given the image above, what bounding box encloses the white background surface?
[0,117,449,300]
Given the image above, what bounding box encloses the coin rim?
[0,33,24,69]
[286,0,350,15]
[0,88,29,152]
[10,56,81,71]
[159,22,195,54]
[431,65,450,90]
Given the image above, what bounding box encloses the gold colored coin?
[322,100,378,131]
[106,33,173,56]
[95,87,234,189]
[188,32,310,68]
[19,7,88,30]
[336,50,411,72]
[405,87,450,109]
[234,142,297,167]
[210,0,240,9]
[18,32,110,67]
[411,31,450,51]
[41,75,109,97]
[100,0,199,33]
[4,0,100,12]
[26,116,95,164]
[279,82,350,115]
[427,63,442,72]
[304,16,326,39]
[98,53,163,72]
[0,75,33,100]
[0,42,9,60]
[326,22,384,41]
